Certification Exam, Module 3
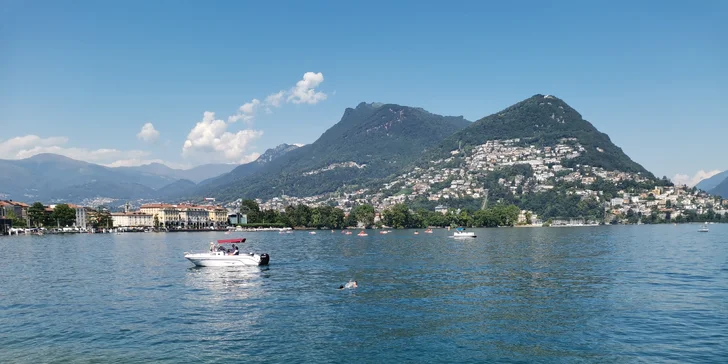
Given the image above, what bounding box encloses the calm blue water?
[1,225,727,363]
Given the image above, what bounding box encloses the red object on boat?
[217,238,246,244]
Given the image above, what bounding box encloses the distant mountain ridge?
[708,175,728,198]
[115,163,236,184]
[0,154,176,201]
[695,170,728,192]
[0,154,233,203]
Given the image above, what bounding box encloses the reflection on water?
[0,226,727,363]
[185,266,268,301]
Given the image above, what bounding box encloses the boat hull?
[185,253,270,267]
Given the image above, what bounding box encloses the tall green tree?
[350,204,375,227]
[28,202,47,227]
[92,209,113,228]
[52,204,76,227]
[240,199,261,223]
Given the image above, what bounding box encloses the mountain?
[114,163,236,184]
[50,181,157,201]
[0,154,176,201]
[696,170,728,192]
[156,179,197,199]
[430,94,652,176]
[255,143,302,164]
[196,143,301,189]
[709,178,728,198]
[195,103,471,201]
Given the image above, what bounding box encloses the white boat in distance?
[184,238,270,267]
[698,223,709,232]
[453,228,476,238]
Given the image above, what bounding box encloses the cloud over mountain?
[672,170,722,187]
[182,111,263,164]
[0,134,151,166]
[136,122,160,142]
[185,71,327,164]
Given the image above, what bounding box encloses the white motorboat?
[453,228,476,238]
[698,223,709,232]
[184,238,270,267]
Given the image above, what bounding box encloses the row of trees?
[617,208,726,225]
[236,199,523,229]
[239,200,372,229]
[381,203,520,228]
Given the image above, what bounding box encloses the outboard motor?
[259,253,270,266]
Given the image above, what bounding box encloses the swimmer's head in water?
[338,285,344,289]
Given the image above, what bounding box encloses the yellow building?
[206,206,229,226]
[111,212,153,228]
[140,204,180,227]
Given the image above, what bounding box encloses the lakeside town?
[2,140,726,236]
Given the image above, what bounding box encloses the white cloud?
[0,134,153,166]
[288,72,327,104]
[229,99,261,123]
[136,122,160,142]
[265,91,285,107]
[672,170,722,187]
[227,72,327,123]
[183,111,263,163]
[239,99,261,115]
[104,158,167,168]
[0,135,69,156]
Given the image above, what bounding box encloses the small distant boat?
[414,231,419,235]
[345,231,353,235]
[379,231,388,234]
[453,228,476,239]
[698,223,709,233]
[357,231,368,236]
[309,231,317,235]
[424,229,433,234]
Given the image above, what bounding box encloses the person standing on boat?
[233,245,239,255]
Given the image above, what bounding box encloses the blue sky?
[1,0,726,185]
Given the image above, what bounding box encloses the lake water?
[1,225,727,363]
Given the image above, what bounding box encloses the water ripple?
[1,225,727,363]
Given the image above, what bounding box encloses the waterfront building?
[228,213,247,225]
[111,212,154,228]
[140,204,181,228]
[178,204,208,228]
[74,206,96,230]
[206,206,229,227]
[0,200,29,221]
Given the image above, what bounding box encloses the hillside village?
[256,138,727,226]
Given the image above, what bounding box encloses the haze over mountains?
[3,95,710,205]
[695,170,728,197]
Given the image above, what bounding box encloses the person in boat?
[233,245,239,255]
